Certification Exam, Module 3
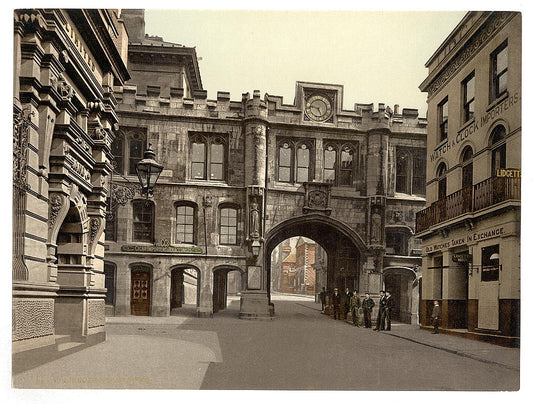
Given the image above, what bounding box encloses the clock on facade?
[305,94,333,122]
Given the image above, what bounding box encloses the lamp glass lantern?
[136,144,163,198]
[251,240,261,257]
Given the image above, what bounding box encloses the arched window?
[437,163,447,200]
[110,133,124,174]
[396,150,409,194]
[296,143,310,183]
[110,129,146,176]
[395,147,426,195]
[339,145,354,186]
[190,134,227,181]
[324,144,337,184]
[278,141,293,182]
[176,202,196,244]
[490,125,506,176]
[132,200,155,242]
[461,146,474,188]
[219,206,238,245]
[385,228,410,256]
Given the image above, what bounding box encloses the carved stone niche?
[303,182,332,215]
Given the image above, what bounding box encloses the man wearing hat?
[331,288,341,320]
[374,290,386,331]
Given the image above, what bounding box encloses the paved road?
[12,294,519,390]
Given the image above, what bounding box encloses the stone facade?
[13,9,129,355]
[417,12,521,345]
[103,10,427,322]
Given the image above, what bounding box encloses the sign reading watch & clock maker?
[305,94,333,122]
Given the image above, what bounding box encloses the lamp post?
[135,143,163,199]
[106,143,163,219]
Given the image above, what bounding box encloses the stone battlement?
[113,84,426,128]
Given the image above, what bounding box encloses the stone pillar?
[198,264,214,317]
[239,91,272,319]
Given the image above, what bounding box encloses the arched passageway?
[265,214,366,301]
[383,267,418,324]
[170,266,200,315]
[213,266,244,314]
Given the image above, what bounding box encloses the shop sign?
[424,226,505,253]
[121,245,203,254]
[496,168,520,178]
[452,253,472,263]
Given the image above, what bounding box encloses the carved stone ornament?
[13,108,33,191]
[89,217,100,242]
[303,182,332,215]
[308,190,327,208]
[49,194,63,228]
[52,74,76,101]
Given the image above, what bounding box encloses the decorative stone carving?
[203,195,213,208]
[12,300,54,341]
[52,74,76,101]
[303,182,332,215]
[49,194,63,228]
[371,212,382,243]
[249,197,260,238]
[87,300,105,329]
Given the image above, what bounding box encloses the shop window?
[176,203,196,244]
[219,206,238,245]
[190,134,227,181]
[462,72,475,123]
[491,41,508,101]
[132,200,154,242]
[481,245,500,282]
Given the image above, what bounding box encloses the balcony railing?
[416,176,520,233]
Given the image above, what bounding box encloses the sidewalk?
[296,300,519,371]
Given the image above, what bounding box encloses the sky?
[144,9,466,116]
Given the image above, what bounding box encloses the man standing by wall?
[374,290,386,331]
[362,293,375,328]
[331,288,341,320]
[431,300,441,334]
[383,291,393,331]
[350,291,361,327]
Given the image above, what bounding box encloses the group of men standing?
[319,288,393,330]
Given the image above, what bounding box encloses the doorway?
[131,266,151,316]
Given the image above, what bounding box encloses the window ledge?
[185,180,229,187]
[458,117,476,133]
[487,91,509,113]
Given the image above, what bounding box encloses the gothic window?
[190,134,227,181]
[110,130,146,176]
[438,97,449,142]
[176,202,196,244]
[490,125,506,176]
[491,41,508,101]
[132,200,154,242]
[461,146,474,188]
[385,228,409,256]
[323,142,356,187]
[395,147,426,196]
[219,206,238,245]
[277,139,313,184]
[278,141,293,182]
[462,72,475,123]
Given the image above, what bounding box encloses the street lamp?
[251,240,261,257]
[136,143,163,199]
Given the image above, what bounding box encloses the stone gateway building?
[13,9,129,358]
[103,10,427,323]
[417,12,521,346]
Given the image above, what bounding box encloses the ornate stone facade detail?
[67,156,91,182]
[303,182,332,215]
[87,300,105,328]
[49,194,63,228]
[52,74,76,101]
[13,108,33,191]
[89,217,100,242]
[427,12,512,98]
[12,300,54,341]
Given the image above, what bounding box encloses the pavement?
[11,294,520,390]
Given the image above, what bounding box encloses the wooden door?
[131,271,150,316]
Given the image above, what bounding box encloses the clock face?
[305,94,333,122]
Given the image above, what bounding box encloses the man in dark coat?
[319,287,327,312]
[343,288,353,320]
[361,292,375,328]
[374,290,386,331]
[383,291,393,331]
[431,300,441,334]
[331,288,341,320]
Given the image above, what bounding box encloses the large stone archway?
[264,214,367,301]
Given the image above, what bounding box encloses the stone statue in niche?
[250,197,260,238]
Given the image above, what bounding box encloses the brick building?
[417,12,521,345]
[294,237,316,295]
[103,10,427,322]
[13,9,129,357]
